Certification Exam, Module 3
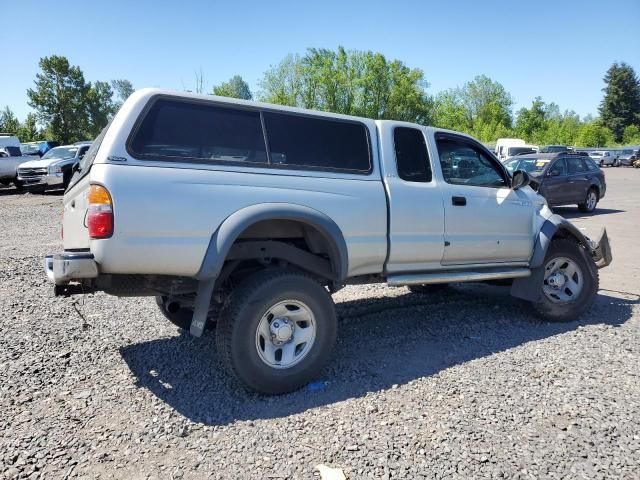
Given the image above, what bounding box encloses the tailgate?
[63,176,92,249]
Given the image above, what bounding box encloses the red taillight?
[87,185,113,239]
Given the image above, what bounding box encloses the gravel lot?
[1,168,639,479]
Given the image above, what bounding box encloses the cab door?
[381,123,445,273]
[432,133,536,265]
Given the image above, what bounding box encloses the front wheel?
[216,269,337,394]
[530,239,598,322]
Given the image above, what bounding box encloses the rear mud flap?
[189,278,216,337]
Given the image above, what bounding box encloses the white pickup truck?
[45,89,612,394]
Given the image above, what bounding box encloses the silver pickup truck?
[45,89,612,394]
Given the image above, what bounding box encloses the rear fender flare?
[196,203,348,283]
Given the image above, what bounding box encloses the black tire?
[13,180,24,192]
[155,296,217,331]
[408,284,449,294]
[216,269,337,394]
[578,187,598,213]
[530,238,598,322]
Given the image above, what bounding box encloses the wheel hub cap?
[547,272,566,289]
[542,256,583,303]
[270,318,294,344]
[255,300,317,369]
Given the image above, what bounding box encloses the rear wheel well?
[218,219,341,290]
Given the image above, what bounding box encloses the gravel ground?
[1,174,639,479]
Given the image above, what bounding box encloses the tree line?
[2,49,639,147]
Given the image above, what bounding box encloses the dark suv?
[504,152,606,213]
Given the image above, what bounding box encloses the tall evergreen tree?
[599,62,640,142]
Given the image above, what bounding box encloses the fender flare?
[195,203,349,283]
[529,214,589,268]
[511,214,593,302]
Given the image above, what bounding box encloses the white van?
[495,138,526,161]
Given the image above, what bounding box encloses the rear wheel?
[13,180,24,192]
[216,269,337,394]
[578,188,598,213]
[530,239,598,322]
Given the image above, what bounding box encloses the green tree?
[212,75,253,100]
[514,97,548,142]
[432,90,470,131]
[622,124,640,145]
[0,107,20,134]
[576,122,614,147]
[85,81,115,139]
[461,75,513,128]
[16,113,41,142]
[27,55,90,143]
[258,47,432,124]
[111,79,135,109]
[432,75,513,142]
[599,62,640,142]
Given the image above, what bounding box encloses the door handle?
[452,196,467,206]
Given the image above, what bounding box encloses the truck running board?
[387,268,531,286]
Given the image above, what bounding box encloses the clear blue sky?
[2,0,639,121]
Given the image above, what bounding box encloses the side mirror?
[72,163,80,174]
[511,169,531,190]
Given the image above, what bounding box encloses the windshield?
[504,157,550,174]
[42,146,78,160]
[622,150,633,155]
[20,144,40,155]
[589,152,602,157]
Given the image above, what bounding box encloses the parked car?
[20,140,60,157]
[44,88,612,394]
[504,153,606,213]
[505,146,538,158]
[17,142,92,192]
[588,150,618,167]
[618,148,638,166]
[539,145,573,153]
[0,133,20,149]
[0,135,27,189]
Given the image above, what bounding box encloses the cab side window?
[393,127,432,182]
[436,137,508,188]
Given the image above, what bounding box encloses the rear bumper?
[45,252,99,285]
[587,228,612,269]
